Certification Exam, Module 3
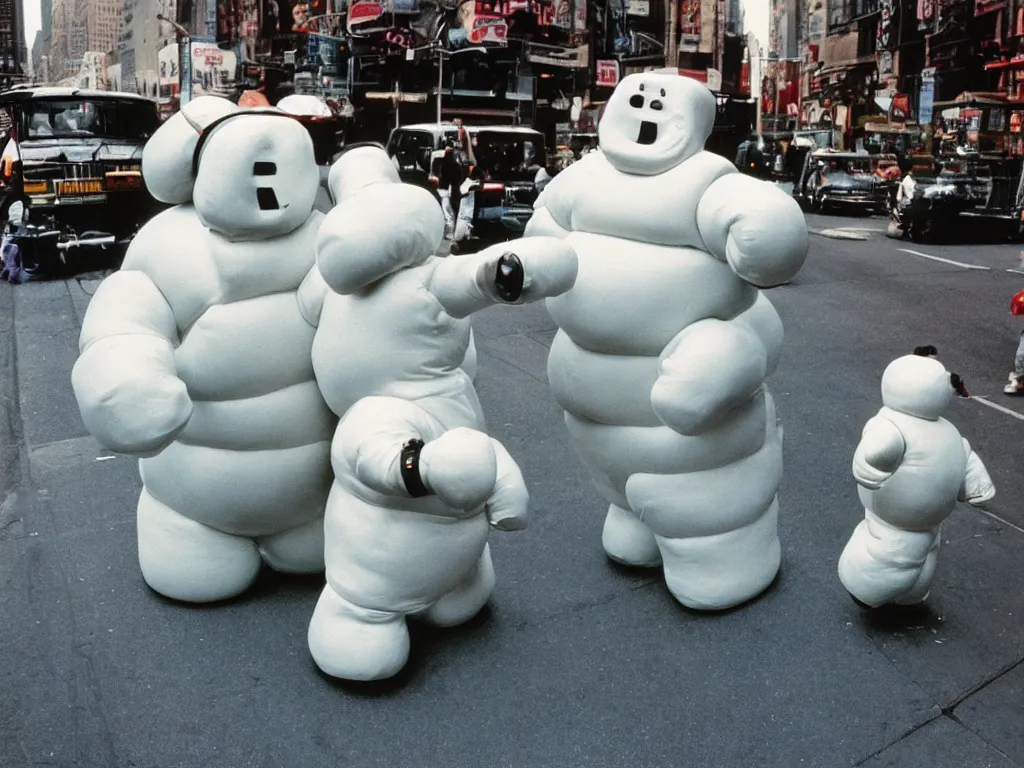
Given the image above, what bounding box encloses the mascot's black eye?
[660,88,666,97]
[639,84,644,91]
[913,345,938,357]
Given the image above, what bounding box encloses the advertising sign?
[627,0,649,14]
[680,0,701,53]
[347,0,385,30]
[596,59,620,88]
[919,68,936,125]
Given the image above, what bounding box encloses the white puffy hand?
[852,418,906,490]
[429,236,578,319]
[483,438,530,532]
[961,440,996,508]
[418,428,499,511]
[696,173,810,288]
[72,338,193,456]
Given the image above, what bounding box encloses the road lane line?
[971,507,1024,535]
[971,395,1024,422]
[898,248,991,271]
[1007,269,1024,275]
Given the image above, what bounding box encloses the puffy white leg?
[838,511,940,608]
[603,503,662,568]
[415,544,496,628]
[136,488,261,603]
[257,516,325,575]
[893,535,941,606]
[307,585,410,681]
[656,498,781,611]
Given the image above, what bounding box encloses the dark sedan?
[792,151,895,215]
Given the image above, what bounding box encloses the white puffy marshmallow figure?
[839,347,995,608]
[71,97,335,603]
[300,145,578,681]
[524,71,809,611]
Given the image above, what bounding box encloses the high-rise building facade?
[31,0,53,78]
[48,0,124,83]
[0,0,26,86]
[120,0,176,95]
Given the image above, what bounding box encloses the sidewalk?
[1,276,1023,768]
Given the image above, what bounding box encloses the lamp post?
[158,13,191,106]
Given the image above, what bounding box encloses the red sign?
[889,92,910,123]
[347,1,384,30]
[469,15,509,44]
[596,59,620,88]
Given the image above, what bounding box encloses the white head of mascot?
[142,95,320,241]
[597,69,717,176]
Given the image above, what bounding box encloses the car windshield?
[24,98,159,141]
[471,131,546,182]
[820,157,872,175]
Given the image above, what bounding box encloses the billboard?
[680,0,701,53]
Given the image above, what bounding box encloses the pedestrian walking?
[1004,287,1024,396]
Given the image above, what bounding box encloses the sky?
[23,0,40,60]
[17,0,771,71]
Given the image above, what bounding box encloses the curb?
[812,228,871,241]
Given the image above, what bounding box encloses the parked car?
[887,153,1024,243]
[385,122,546,240]
[0,86,164,279]
[792,150,894,215]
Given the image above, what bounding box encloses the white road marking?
[971,506,1024,535]
[971,395,1024,422]
[898,248,991,271]
[1007,269,1024,275]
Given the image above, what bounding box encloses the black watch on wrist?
[400,439,431,497]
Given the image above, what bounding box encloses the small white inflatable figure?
[524,70,809,611]
[71,96,335,603]
[300,145,578,681]
[839,346,995,609]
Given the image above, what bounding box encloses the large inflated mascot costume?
[523,70,809,611]
[299,145,578,681]
[839,346,995,608]
[71,96,335,603]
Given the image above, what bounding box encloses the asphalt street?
[2,210,1024,768]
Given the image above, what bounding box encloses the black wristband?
[400,439,431,497]
[494,253,525,302]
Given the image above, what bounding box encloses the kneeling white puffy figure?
[524,70,810,611]
[839,346,995,608]
[301,145,578,681]
[71,96,335,603]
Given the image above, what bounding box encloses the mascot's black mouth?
[637,121,658,145]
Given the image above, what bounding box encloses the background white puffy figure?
[302,145,578,681]
[524,70,809,611]
[838,348,995,608]
[71,96,336,603]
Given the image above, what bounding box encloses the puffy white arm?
[297,264,331,328]
[336,396,498,511]
[959,437,996,507]
[485,438,529,531]
[428,236,578,319]
[851,417,906,490]
[696,173,810,288]
[71,270,192,456]
[650,318,769,436]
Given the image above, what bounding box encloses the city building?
[120,0,177,96]
[0,0,26,87]
[31,0,53,78]
[48,0,124,83]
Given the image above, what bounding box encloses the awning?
[985,58,1024,71]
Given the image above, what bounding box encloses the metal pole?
[665,0,678,70]
[437,48,443,123]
